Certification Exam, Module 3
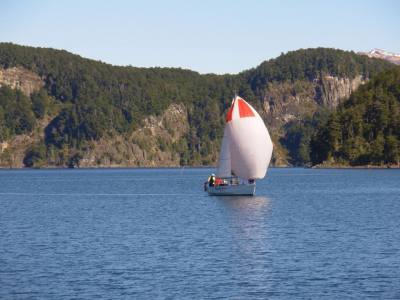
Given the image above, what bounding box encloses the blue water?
[0,168,399,299]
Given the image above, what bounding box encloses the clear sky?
[1,0,399,74]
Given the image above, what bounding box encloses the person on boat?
[209,174,215,187]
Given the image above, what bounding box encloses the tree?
[385,135,399,165]
[31,89,50,118]
[23,145,46,167]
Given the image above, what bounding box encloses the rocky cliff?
[0,117,52,168]
[261,74,365,131]
[0,66,44,96]
[0,103,190,168]
[79,104,190,167]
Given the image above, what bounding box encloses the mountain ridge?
[0,43,397,168]
[358,48,400,65]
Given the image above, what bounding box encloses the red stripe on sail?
[226,100,235,122]
[238,99,255,118]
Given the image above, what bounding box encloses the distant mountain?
[358,49,400,65]
[0,43,396,168]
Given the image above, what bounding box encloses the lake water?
[0,168,399,299]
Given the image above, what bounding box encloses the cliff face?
[316,75,364,108]
[259,74,366,166]
[0,103,190,168]
[0,117,52,168]
[0,135,33,168]
[261,75,365,131]
[76,104,190,167]
[0,67,44,96]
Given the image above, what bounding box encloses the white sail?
[216,126,231,177]
[225,96,273,180]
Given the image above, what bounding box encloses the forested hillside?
[310,68,400,167]
[0,43,396,167]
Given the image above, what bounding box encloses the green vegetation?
[0,86,36,140]
[310,68,400,166]
[0,43,397,167]
[23,144,46,168]
[281,109,330,166]
[243,48,393,89]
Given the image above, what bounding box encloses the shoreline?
[311,164,400,169]
[1,165,399,170]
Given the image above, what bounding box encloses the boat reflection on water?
[215,196,271,251]
[217,195,270,212]
[215,195,271,255]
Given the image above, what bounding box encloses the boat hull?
[206,183,256,196]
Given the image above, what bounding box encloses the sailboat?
[204,95,273,196]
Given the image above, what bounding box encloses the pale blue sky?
[1,0,399,74]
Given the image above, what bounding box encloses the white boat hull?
[206,183,256,196]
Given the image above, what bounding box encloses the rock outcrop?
[317,75,364,108]
[0,66,44,96]
[261,74,365,130]
[0,117,52,168]
[78,104,190,167]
